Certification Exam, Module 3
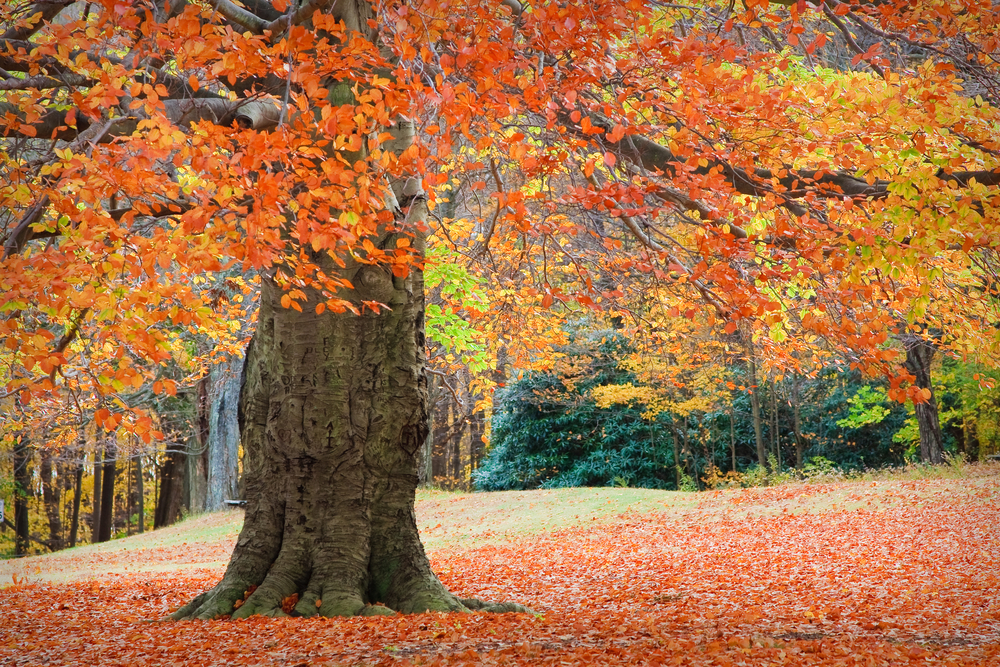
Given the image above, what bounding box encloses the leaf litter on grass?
[1,475,998,666]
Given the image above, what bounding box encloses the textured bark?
[13,435,30,556]
[92,447,102,541]
[154,447,185,529]
[904,337,945,464]
[792,373,806,471]
[69,460,83,547]
[206,355,242,510]
[728,403,737,471]
[40,449,63,550]
[747,352,767,469]
[173,250,522,619]
[97,451,116,543]
[134,456,144,534]
[172,0,526,620]
[185,379,210,513]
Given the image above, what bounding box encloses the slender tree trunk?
[13,434,31,556]
[792,373,806,470]
[729,402,737,471]
[420,373,436,486]
[904,336,945,464]
[69,459,83,547]
[92,446,103,542]
[98,442,117,542]
[40,449,63,551]
[126,456,133,537]
[671,428,681,489]
[770,377,781,469]
[135,455,144,534]
[747,351,767,468]
[155,446,186,528]
[207,354,243,510]
[186,378,210,513]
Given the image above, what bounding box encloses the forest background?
[1,0,999,558]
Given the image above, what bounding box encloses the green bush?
[474,332,677,491]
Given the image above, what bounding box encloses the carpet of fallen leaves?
[3,477,999,666]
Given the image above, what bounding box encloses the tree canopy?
[1,0,999,612]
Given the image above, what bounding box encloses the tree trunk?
[185,378,210,514]
[40,449,63,550]
[904,336,945,464]
[97,445,116,543]
[174,255,515,619]
[155,446,186,528]
[792,373,806,471]
[671,428,681,489]
[173,3,524,619]
[69,459,83,547]
[770,377,781,469]
[135,455,144,534]
[13,434,31,556]
[747,351,767,468]
[92,446,102,542]
[206,354,243,510]
[729,402,736,472]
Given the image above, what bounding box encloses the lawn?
[2,468,999,666]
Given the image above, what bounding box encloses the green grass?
[2,462,996,587]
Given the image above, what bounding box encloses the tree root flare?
[168,593,532,620]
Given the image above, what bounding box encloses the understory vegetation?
[475,331,1000,492]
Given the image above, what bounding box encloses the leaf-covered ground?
[2,473,999,666]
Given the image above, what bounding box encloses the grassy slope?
[1,466,997,586]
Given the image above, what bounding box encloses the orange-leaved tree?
[1,0,998,618]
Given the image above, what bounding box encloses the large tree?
[2,0,998,617]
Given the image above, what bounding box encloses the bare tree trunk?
[672,428,681,488]
[792,373,806,470]
[40,449,63,551]
[135,455,144,534]
[13,434,31,556]
[186,378,210,513]
[92,446,102,542]
[98,439,117,543]
[69,458,83,547]
[207,354,243,510]
[771,377,781,469]
[419,373,436,486]
[729,403,737,471]
[904,336,945,464]
[155,446,185,528]
[747,350,767,468]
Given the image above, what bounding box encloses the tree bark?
[92,446,103,541]
[69,458,83,547]
[135,455,144,534]
[172,1,525,619]
[770,377,781,469]
[904,336,945,464]
[97,444,116,543]
[791,373,806,470]
[186,378,210,513]
[729,402,737,471]
[12,434,31,556]
[40,449,63,551]
[747,349,768,469]
[173,250,520,618]
[155,446,186,528]
[206,354,243,510]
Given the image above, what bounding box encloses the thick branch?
[2,1,75,40]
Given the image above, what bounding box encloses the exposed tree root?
[168,581,531,620]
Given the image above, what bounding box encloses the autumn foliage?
[3,474,999,665]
